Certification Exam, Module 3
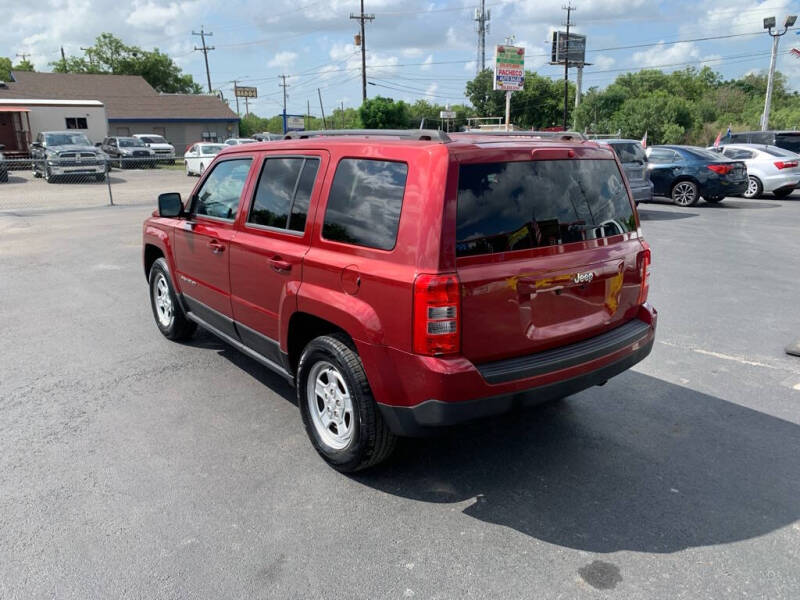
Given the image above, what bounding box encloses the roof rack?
[283,129,452,143]
[458,130,587,141]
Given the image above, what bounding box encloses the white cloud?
[267,51,298,70]
[633,41,702,68]
[464,60,477,73]
[424,82,438,99]
[402,47,424,58]
[420,55,433,71]
[592,54,615,72]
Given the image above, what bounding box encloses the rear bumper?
[366,303,657,436]
[629,181,653,203]
[759,172,799,193]
[701,178,747,198]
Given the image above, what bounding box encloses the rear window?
[608,142,647,163]
[323,159,407,250]
[456,160,635,258]
[762,146,797,157]
[684,148,727,161]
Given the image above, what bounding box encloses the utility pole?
[60,46,66,70]
[280,75,289,133]
[79,47,95,69]
[307,99,311,131]
[562,3,574,131]
[192,26,215,93]
[350,1,375,103]
[341,101,345,128]
[232,81,240,116]
[474,0,491,74]
[318,88,327,129]
[15,52,31,63]
[760,15,797,131]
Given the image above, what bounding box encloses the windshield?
[119,138,146,148]
[140,136,167,144]
[45,133,92,147]
[200,144,225,155]
[456,159,635,257]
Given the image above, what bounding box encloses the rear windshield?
[762,145,798,157]
[608,142,647,163]
[456,160,635,258]
[775,134,800,153]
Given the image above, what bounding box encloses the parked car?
[224,137,258,145]
[0,144,7,183]
[707,144,799,199]
[646,145,748,206]
[253,132,283,141]
[143,129,656,471]
[31,131,107,183]
[132,134,176,164]
[184,143,226,176]
[101,136,156,169]
[597,139,653,204]
[727,130,800,154]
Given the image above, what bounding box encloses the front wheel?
[671,181,699,207]
[148,258,197,341]
[297,335,397,472]
[773,188,794,199]
[44,166,56,184]
[744,176,763,199]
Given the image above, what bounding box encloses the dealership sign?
[234,86,258,98]
[494,45,525,91]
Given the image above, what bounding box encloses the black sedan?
[646,145,748,206]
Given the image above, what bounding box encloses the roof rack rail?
[459,130,587,141]
[283,129,452,143]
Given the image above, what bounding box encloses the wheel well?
[143,244,164,279]
[287,313,353,374]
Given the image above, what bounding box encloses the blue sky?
[2,0,799,118]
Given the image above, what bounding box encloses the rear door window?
[248,157,320,232]
[456,160,635,257]
[322,159,407,250]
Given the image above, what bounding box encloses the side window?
[323,159,407,250]
[193,158,252,221]
[248,157,320,232]
[647,149,671,164]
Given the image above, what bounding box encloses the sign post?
[493,45,525,131]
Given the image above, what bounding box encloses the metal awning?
[0,106,31,112]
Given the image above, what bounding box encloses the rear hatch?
[455,151,647,364]
[608,141,649,186]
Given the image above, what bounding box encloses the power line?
[192,26,215,93]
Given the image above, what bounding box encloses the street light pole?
[761,15,797,131]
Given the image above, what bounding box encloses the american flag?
[791,48,800,59]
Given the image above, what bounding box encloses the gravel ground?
[1,183,799,599]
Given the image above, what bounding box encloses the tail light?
[774,160,798,169]
[707,164,733,175]
[413,273,460,356]
[637,241,651,305]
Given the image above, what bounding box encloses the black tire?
[148,258,196,341]
[95,173,106,182]
[705,196,724,203]
[297,334,397,472]
[743,176,763,199]
[0,170,7,183]
[44,166,57,184]
[773,188,794,199]
[671,180,699,207]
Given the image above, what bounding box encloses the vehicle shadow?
[637,209,698,221]
[1,175,28,185]
[648,197,778,209]
[185,328,297,406]
[352,371,800,554]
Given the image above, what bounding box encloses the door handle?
[207,240,225,254]
[269,256,292,273]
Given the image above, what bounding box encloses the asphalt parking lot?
[1,175,799,599]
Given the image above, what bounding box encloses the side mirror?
[158,192,183,217]
[31,141,42,148]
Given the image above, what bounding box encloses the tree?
[51,33,202,94]
[0,56,35,80]
[359,96,410,129]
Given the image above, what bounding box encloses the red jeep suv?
[143,129,656,471]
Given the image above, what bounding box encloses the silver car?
[707,144,800,199]
[597,139,654,205]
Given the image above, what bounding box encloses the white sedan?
[224,138,258,145]
[708,143,800,198]
[184,143,226,177]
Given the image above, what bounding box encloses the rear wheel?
[744,176,763,199]
[148,258,196,341]
[297,334,397,472]
[671,181,699,207]
[199,162,205,175]
[773,188,794,199]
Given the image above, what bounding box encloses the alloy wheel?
[744,177,759,199]
[153,273,174,327]
[672,182,697,206]
[306,361,355,450]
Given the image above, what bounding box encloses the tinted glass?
[323,159,407,250]
[775,134,800,153]
[249,158,303,228]
[723,148,753,159]
[289,160,320,232]
[763,145,798,157]
[141,136,166,144]
[609,142,647,163]
[647,148,674,163]
[685,148,727,162]
[119,138,145,147]
[456,160,635,257]
[200,144,225,155]
[194,159,252,220]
